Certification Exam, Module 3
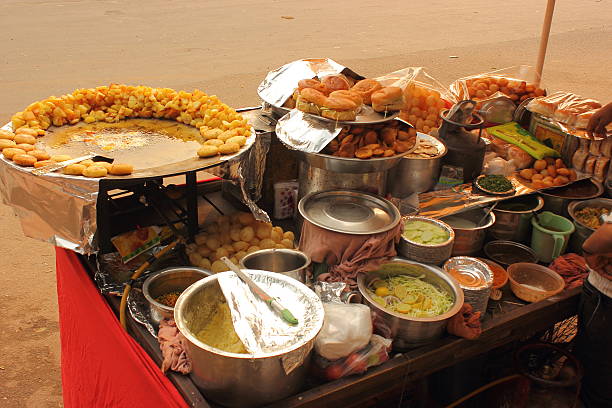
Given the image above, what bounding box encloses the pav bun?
[371,87,405,112]
[296,88,328,115]
[298,79,331,95]
[320,75,351,93]
[321,97,358,121]
[329,90,363,108]
[351,79,383,104]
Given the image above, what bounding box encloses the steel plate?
[1,119,256,181]
[298,190,401,234]
[273,104,399,125]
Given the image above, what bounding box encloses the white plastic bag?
[314,303,372,361]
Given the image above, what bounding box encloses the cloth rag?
[447,303,482,340]
[299,220,402,288]
[158,318,192,374]
[548,253,589,289]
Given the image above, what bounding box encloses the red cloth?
[548,253,589,289]
[55,248,189,408]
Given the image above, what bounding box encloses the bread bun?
[321,97,358,121]
[320,75,350,92]
[371,87,405,112]
[351,79,383,104]
[298,78,330,95]
[329,90,363,108]
[296,88,328,115]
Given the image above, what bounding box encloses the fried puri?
[34,160,54,168]
[204,139,224,147]
[28,150,51,160]
[197,145,219,158]
[0,130,15,140]
[82,166,108,178]
[92,161,113,171]
[15,127,38,137]
[14,134,36,145]
[109,163,133,176]
[16,143,35,152]
[218,142,240,155]
[0,139,17,149]
[50,154,72,162]
[63,164,87,175]
[226,136,247,147]
[3,147,26,159]
[13,154,37,167]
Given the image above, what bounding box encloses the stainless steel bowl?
[540,178,604,217]
[387,133,447,198]
[142,267,211,325]
[441,208,496,256]
[357,258,464,350]
[240,249,311,283]
[490,195,544,243]
[484,240,539,267]
[567,198,612,252]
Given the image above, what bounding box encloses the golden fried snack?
[14,134,36,145]
[109,163,133,176]
[217,131,233,142]
[199,127,224,140]
[204,139,224,147]
[79,159,94,167]
[13,154,37,167]
[34,160,54,168]
[28,149,51,160]
[197,145,219,158]
[63,164,87,175]
[50,154,72,162]
[82,165,108,178]
[383,149,395,157]
[92,161,112,171]
[3,147,26,159]
[218,142,240,155]
[355,147,373,159]
[0,139,17,149]
[0,130,15,140]
[15,127,38,137]
[226,136,247,146]
[16,143,35,152]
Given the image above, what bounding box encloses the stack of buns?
[527,92,606,130]
[287,75,406,121]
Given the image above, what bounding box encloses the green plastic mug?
[530,211,575,263]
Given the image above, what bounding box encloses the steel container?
[441,208,496,256]
[298,160,388,200]
[489,195,544,243]
[174,270,324,408]
[142,267,211,325]
[540,178,604,217]
[357,258,464,350]
[567,198,612,253]
[387,133,447,198]
[484,240,539,267]
[240,248,311,283]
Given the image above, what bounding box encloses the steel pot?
[567,198,612,253]
[490,195,544,243]
[441,208,496,256]
[387,133,447,198]
[357,258,463,350]
[240,248,311,283]
[142,267,211,325]
[174,270,323,408]
[540,178,603,217]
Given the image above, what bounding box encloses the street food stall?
[0,57,609,407]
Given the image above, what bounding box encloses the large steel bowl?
[357,258,463,350]
[567,198,612,252]
[142,267,211,325]
[174,270,323,408]
[490,195,544,243]
[540,178,604,217]
[240,248,311,283]
[441,208,496,256]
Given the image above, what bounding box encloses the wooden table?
[86,253,579,408]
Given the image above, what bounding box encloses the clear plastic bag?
[314,302,372,360]
[313,334,392,381]
[450,65,546,105]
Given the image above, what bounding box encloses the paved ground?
[0,1,610,406]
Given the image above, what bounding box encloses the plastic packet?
[273,180,298,219]
[111,226,162,263]
[314,303,372,361]
[450,65,546,105]
[313,334,392,381]
[395,67,456,134]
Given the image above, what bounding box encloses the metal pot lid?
[299,190,400,234]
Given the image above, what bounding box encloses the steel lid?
[299,190,401,234]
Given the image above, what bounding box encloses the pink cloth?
[158,319,192,374]
[299,221,402,288]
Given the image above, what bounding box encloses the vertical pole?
[185,171,198,242]
[535,0,556,85]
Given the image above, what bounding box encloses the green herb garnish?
[478,175,513,193]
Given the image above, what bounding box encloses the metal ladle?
[478,202,498,227]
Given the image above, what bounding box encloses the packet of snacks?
[393,67,456,134]
[450,65,547,106]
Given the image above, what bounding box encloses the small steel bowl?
[240,248,311,283]
[142,267,211,325]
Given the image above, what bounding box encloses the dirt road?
[0,1,610,406]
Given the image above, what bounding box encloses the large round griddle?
[1,118,256,181]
